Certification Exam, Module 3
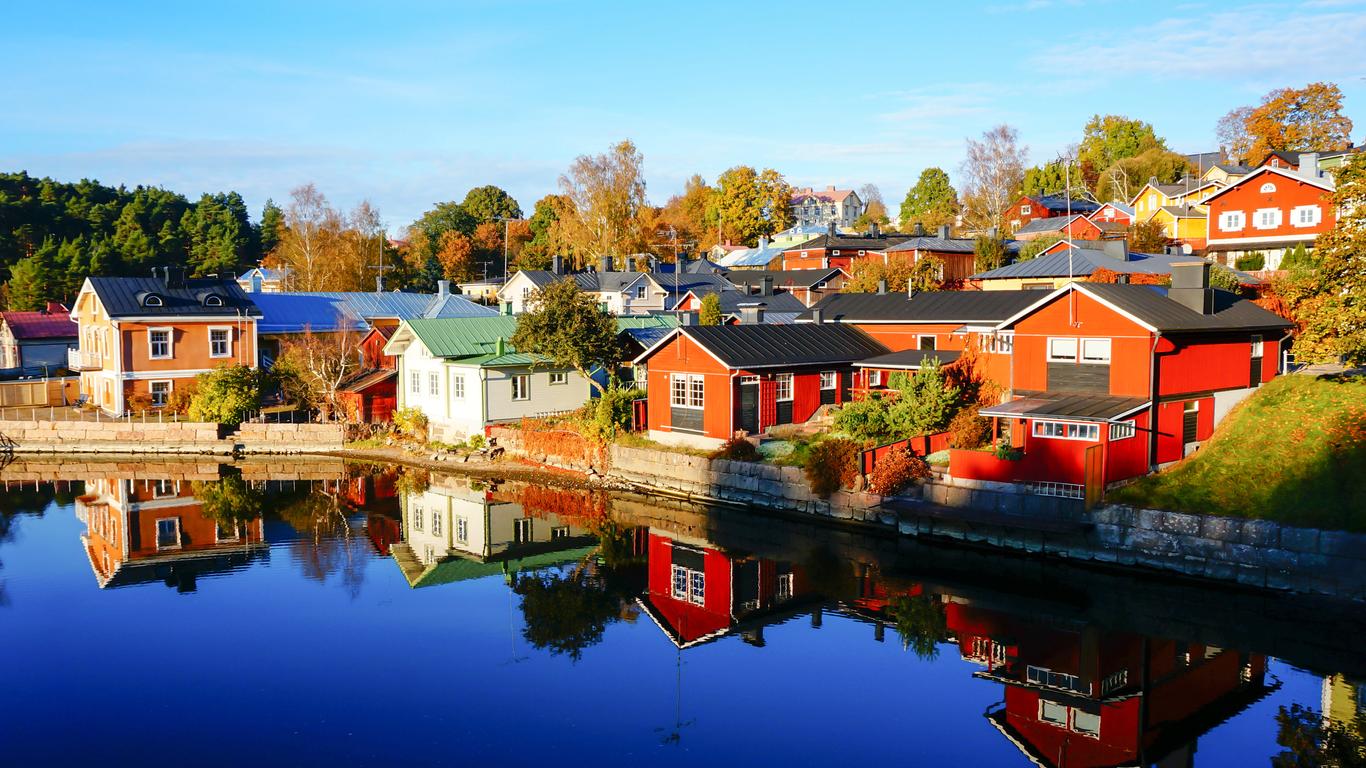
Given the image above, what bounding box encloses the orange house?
[1201,163,1337,266]
[70,271,261,414]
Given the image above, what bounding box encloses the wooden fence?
[0,377,77,408]
[859,430,952,476]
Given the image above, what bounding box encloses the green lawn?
[1110,374,1366,531]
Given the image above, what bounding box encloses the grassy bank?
[1110,374,1366,532]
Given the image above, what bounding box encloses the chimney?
[1299,152,1320,178]
[827,221,836,239]
[1101,240,1129,262]
[165,266,185,289]
[495,337,507,356]
[437,279,450,298]
[870,222,881,238]
[738,303,765,324]
[827,185,836,191]
[551,254,563,275]
[1169,261,1214,314]
[877,278,888,295]
[758,236,769,250]
[761,276,774,296]
[913,222,925,237]
[599,255,613,273]
[937,225,951,239]
[811,307,823,324]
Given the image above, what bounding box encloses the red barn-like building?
[1203,162,1337,267]
[336,324,398,423]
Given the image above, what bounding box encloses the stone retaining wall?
[0,419,344,455]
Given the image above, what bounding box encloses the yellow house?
[1129,179,1222,222]
[1200,163,1250,187]
[1149,205,1208,251]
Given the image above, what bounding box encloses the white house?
[498,265,660,315]
[384,316,595,443]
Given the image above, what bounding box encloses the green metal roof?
[404,314,676,363]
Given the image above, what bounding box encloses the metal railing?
[1025,481,1084,500]
[67,349,101,370]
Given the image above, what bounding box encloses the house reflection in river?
[76,477,267,591]
[946,599,1273,768]
[637,529,815,649]
[390,476,599,588]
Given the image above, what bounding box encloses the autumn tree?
[1097,148,1193,203]
[974,235,1009,272]
[659,174,719,252]
[900,168,959,230]
[1128,219,1169,253]
[1078,115,1166,186]
[854,184,890,228]
[274,184,338,292]
[1290,152,1366,363]
[277,324,363,420]
[558,139,649,268]
[519,194,575,270]
[698,292,722,325]
[435,230,475,282]
[1217,82,1354,164]
[510,279,620,394]
[717,166,794,244]
[960,125,1028,233]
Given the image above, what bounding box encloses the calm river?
[1,459,1363,767]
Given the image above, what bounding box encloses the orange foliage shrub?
[804,438,861,498]
[947,407,992,449]
[518,485,609,528]
[867,448,931,495]
[711,435,761,462]
[517,418,610,468]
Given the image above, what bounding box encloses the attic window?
[203,294,224,307]
[1259,182,1277,193]
[143,294,163,307]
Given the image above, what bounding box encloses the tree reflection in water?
[277,483,370,599]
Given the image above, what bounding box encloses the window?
[209,328,231,358]
[412,506,423,532]
[1033,421,1100,441]
[521,287,530,299]
[982,333,1013,354]
[671,374,704,408]
[511,374,530,401]
[428,371,440,396]
[740,375,759,385]
[149,380,172,407]
[1292,205,1321,227]
[410,371,420,394]
[1072,709,1101,737]
[1040,700,1069,727]
[635,285,646,300]
[1184,400,1199,414]
[819,371,837,390]
[148,328,172,359]
[216,522,239,542]
[1259,181,1277,193]
[1081,338,1111,363]
[551,526,570,539]
[1048,337,1078,362]
[431,511,442,537]
[203,294,224,307]
[455,516,468,543]
[1251,334,1264,356]
[451,373,465,400]
[549,372,567,386]
[155,518,180,550]
[775,373,793,401]
[143,294,163,307]
[831,249,841,256]
[1109,420,1135,440]
[1220,211,1245,231]
[514,518,532,543]
[919,335,936,351]
[1021,204,1032,215]
[152,479,177,498]
[1254,208,1282,229]
[776,572,794,599]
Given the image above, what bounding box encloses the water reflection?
[2,461,1363,766]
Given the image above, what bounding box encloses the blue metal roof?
[253,291,496,334]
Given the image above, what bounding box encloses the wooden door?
[1084,444,1104,510]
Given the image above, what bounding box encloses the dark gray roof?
[781,233,912,252]
[883,236,977,254]
[515,270,646,294]
[854,348,961,370]
[1029,195,1102,213]
[980,393,1149,422]
[87,276,262,318]
[714,291,807,314]
[799,290,1040,324]
[677,324,888,369]
[1073,283,1292,333]
[723,269,843,289]
[972,248,1263,284]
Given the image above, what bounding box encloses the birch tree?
[960,125,1028,233]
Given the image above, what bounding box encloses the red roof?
[790,186,855,204]
[2,310,77,340]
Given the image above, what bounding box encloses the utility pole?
[493,216,519,283]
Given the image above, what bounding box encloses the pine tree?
[258,198,284,255]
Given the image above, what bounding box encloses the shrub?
[994,436,1022,461]
[466,434,486,450]
[187,364,263,428]
[166,380,196,415]
[867,448,931,495]
[393,407,429,441]
[1234,252,1265,271]
[947,407,992,449]
[127,392,154,414]
[582,385,644,443]
[711,434,760,462]
[832,394,891,442]
[804,438,860,498]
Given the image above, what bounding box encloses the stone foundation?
[0,419,344,455]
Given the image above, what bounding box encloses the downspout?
[1147,331,1162,473]
[728,370,739,436]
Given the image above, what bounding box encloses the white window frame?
[1033,420,1100,441]
[147,327,173,360]
[1109,420,1135,440]
[1219,210,1245,231]
[514,517,532,543]
[635,285,646,300]
[548,371,567,386]
[428,371,440,396]
[410,371,421,395]
[819,371,837,390]
[670,374,704,409]
[207,326,232,358]
[455,515,468,544]
[1021,204,1032,216]
[1291,205,1321,227]
[1080,338,1111,364]
[155,517,181,550]
[1047,337,1078,362]
[149,379,172,407]
[216,521,240,542]
[1259,181,1277,193]
[1253,207,1282,230]
[1039,700,1068,727]
[511,374,531,401]
[451,372,465,400]
[431,511,442,537]
[775,373,793,402]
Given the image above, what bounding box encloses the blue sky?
[4,0,1365,229]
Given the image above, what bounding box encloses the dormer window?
[142,293,163,307]
[204,294,224,307]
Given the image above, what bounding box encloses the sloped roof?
[337,368,396,393]
[1028,195,1102,213]
[972,248,1218,280]
[399,315,672,364]
[676,323,888,369]
[252,291,494,334]
[884,236,977,254]
[980,392,1149,422]
[237,266,291,282]
[711,291,807,315]
[799,290,1040,324]
[1090,201,1135,217]
[715,242,790,268]
[87,276,262,318]
[854,348,962,370]
[1015,215,1086,235]
[513,270,648,294]
[790,187,855,204]
[1,311,77,339]
[1158,205,1203,219]
[781,233,912,252]
[1071,283,1291,333]
[723,269,843,289]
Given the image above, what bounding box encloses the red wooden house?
[336,323,398,422]
[1201,161,1336,267]
[868,225,980,283]
[634,323,887,449]
[780,225,910,272]
[1013,214,1104,242]
[637,530,811,649]
[953,263,1291,493]
[798,289,1040,393]
[1007,194,1102,231]
[1087,202,1134,227]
